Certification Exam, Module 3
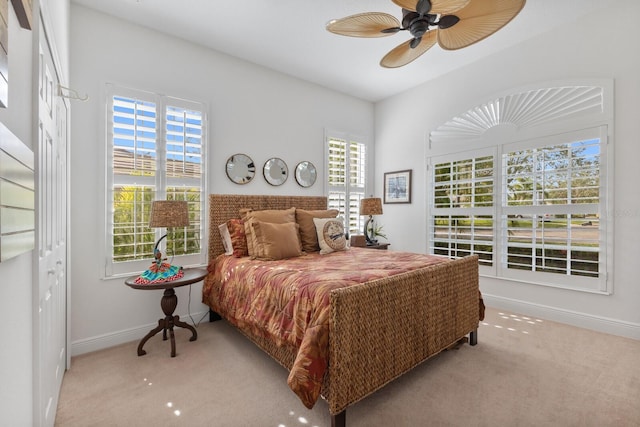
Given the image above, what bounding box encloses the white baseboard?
[70,310,210,356]
[483,294,640,340]
[72,298,640,356]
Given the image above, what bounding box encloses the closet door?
[35,15,68,426]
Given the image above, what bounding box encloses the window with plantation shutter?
[105,84,206,276]
[428,126,609,293]
[501,129,603,286]
[430,150,495,268]
[325,132,367,235]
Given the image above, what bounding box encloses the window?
[105,85,206,276]
[428,82,612,293]
[325,132,367,235]
[430,127,608,292]
[431,150,495,267]
[500,130,603,284]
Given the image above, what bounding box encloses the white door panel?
[35,15,68,427]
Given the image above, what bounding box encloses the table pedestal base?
[137,287,197,357]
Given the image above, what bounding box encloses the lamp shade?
[360,197,383,216]
[148,200,190,228]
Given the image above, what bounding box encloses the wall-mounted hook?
[57,84,89,102]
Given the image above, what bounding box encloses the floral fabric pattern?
[202,248,449,409]
[226,218,248,257]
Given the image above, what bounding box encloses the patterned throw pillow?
[295,209,339,252]
[227,218,248,257]
[313,217,349,255]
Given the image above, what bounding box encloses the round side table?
[125,267,207,357]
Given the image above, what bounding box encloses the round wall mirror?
[263,157,288,186]
[226,153,256,185]
[294,161,317,188]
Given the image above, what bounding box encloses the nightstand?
[364,243,389,250]
[124,267,207,357]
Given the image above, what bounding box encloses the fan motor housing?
[402,11,437,38]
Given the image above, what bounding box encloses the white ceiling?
[71,0,608,102]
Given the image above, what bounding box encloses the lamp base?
[364,216,378,246]
[134,263,184,284]
[135,237,185,284]
[134,245,184,284]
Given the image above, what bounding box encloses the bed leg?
[209,309,221,322]
[469,328,478,346]
[331,411,346,427]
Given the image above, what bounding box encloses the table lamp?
[135,200,190,284]
[360,197,383,246]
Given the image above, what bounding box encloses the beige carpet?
[55,307,640,427]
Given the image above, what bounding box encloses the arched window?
[427,80,613,293]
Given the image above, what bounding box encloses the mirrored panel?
[294,161,317,188]
[226,153,256,185]
[263,157,288,186]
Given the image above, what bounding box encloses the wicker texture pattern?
[205,194,479,417]
[327,255,479,414]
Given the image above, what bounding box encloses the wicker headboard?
[208,194,328,260]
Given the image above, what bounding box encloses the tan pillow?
[313,217,349,255]
[251,221,302,260]
[240,207,296,258]
[295,209,339,252]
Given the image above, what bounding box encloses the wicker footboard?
[209,254,480,419]
[205,194,480,424]
[326,255,480,416]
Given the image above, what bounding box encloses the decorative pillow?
[240,207,296,258]
[250,220,302,260]
[313,217,349,255]
[239,207,296,223]
[226,218,248,257]
[295,209,339,253]
[218,223,234,256]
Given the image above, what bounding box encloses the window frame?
[102,84,207,278]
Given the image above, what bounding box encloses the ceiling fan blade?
[392,0,470,15]
[430,0,471,14]
[437,0,526,50]
[326,12,401,37]
[380,30,437,68]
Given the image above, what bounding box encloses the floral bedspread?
[202,248,449,409]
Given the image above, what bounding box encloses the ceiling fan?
[326,0,526,68]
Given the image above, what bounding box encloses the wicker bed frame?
[205,194,480,427]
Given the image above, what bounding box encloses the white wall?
[375,2,640,338]
[0,6,34,426]
[69,5,374,354]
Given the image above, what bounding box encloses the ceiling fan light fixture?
[409,19,430,38]
[328,0,526,68]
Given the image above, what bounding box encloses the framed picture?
[384,169,412,204]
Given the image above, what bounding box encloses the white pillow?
[218,223,234,256]
[313,217,349,255]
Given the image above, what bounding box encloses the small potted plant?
[367,223,387,244]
